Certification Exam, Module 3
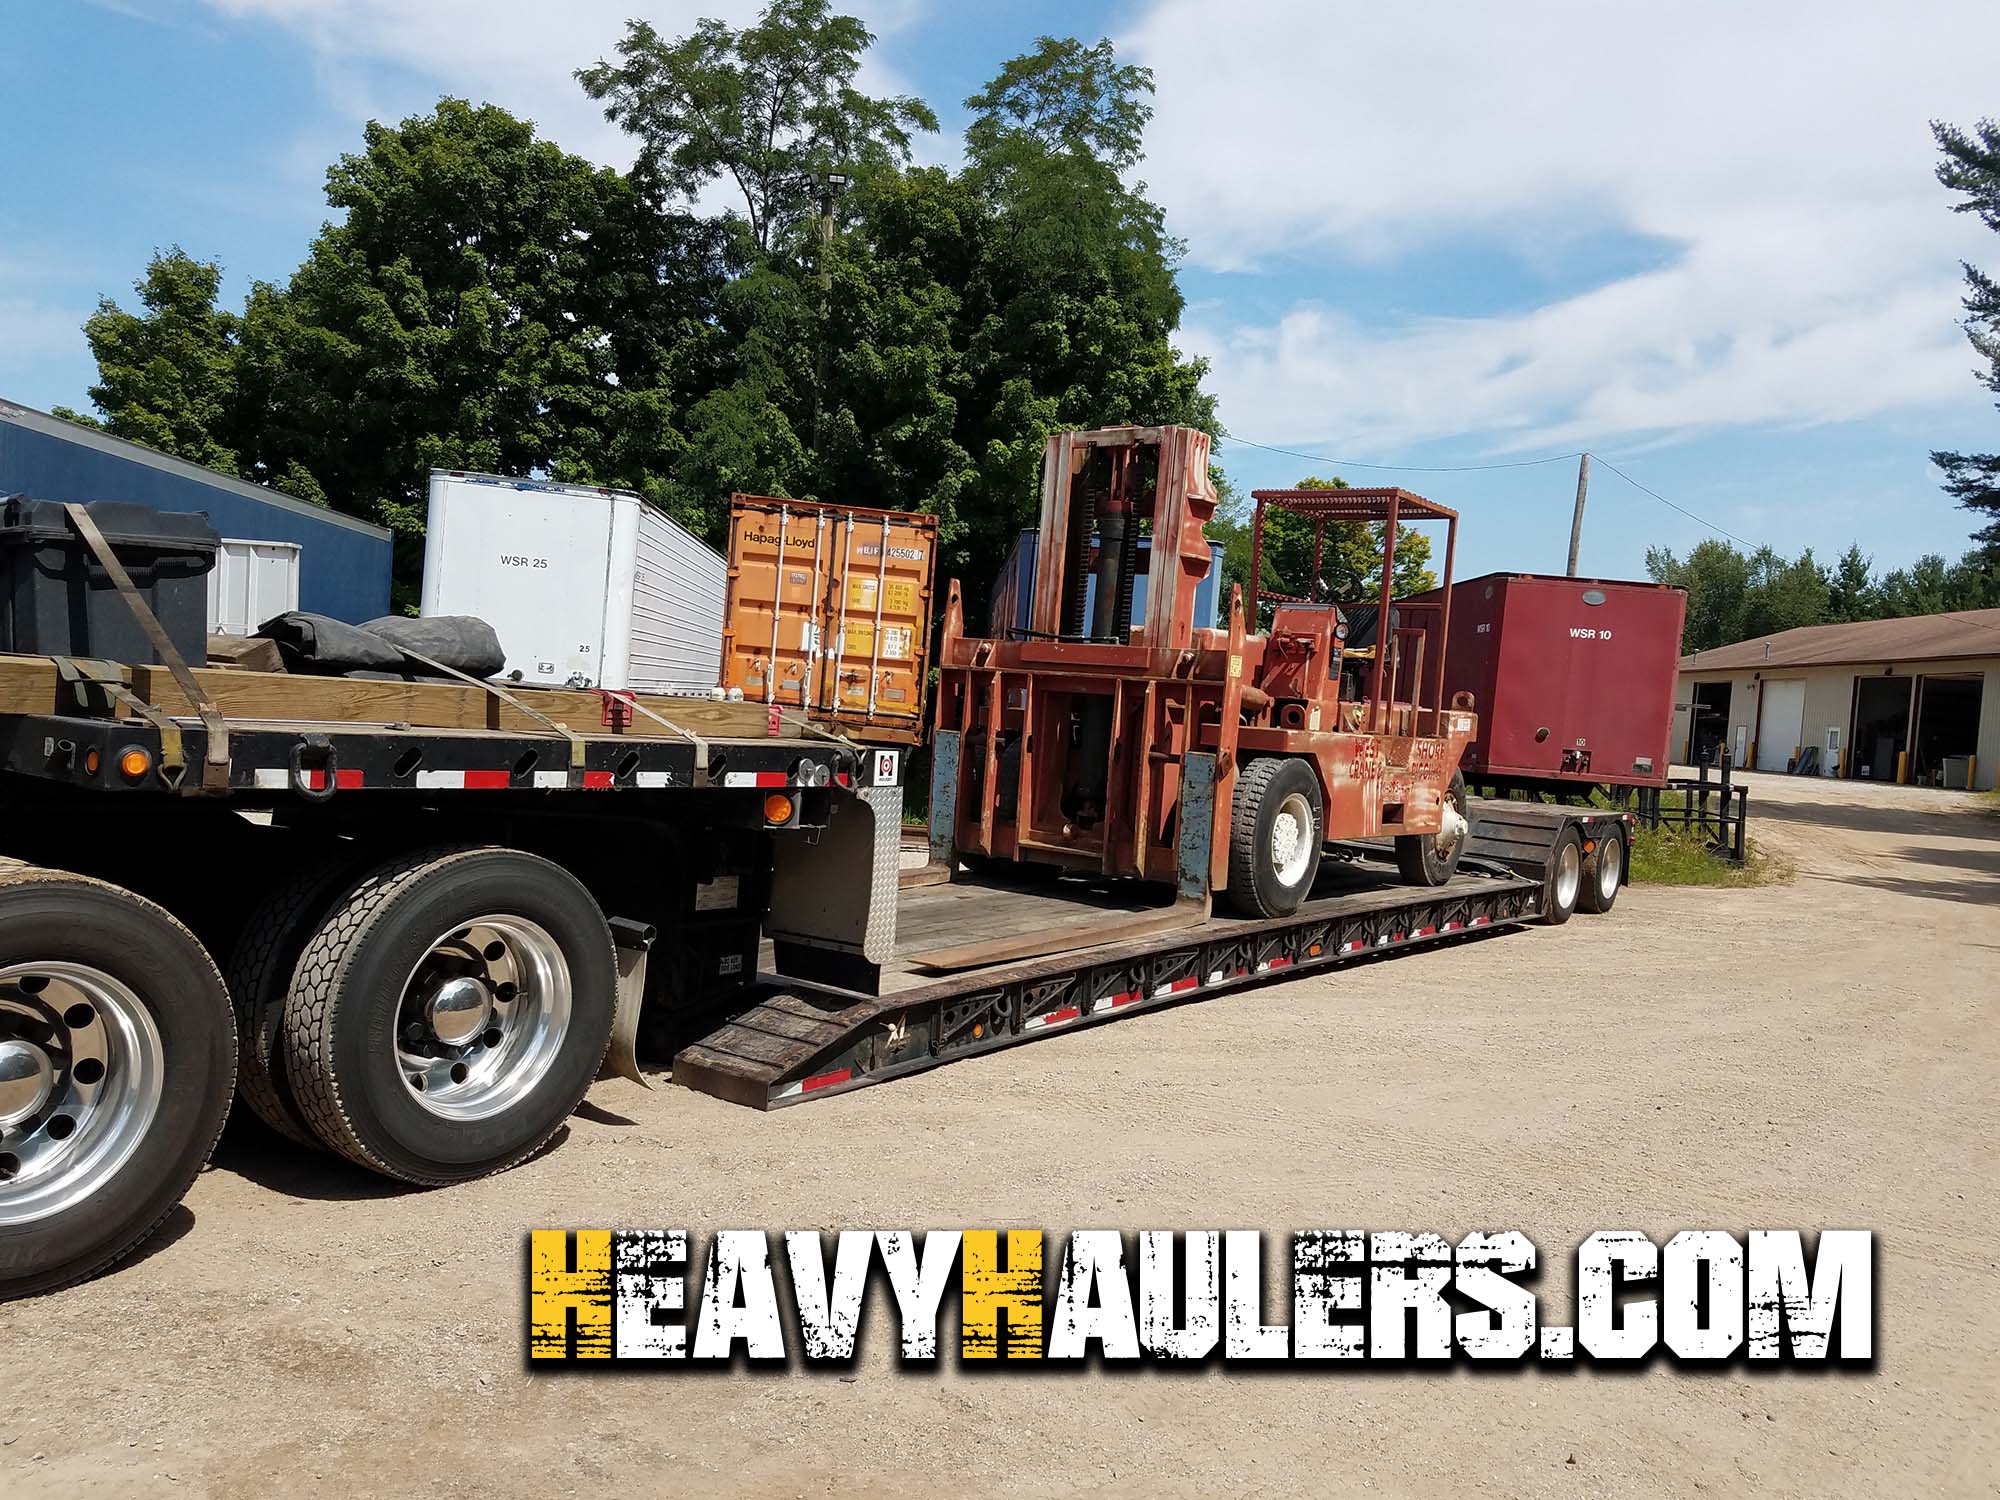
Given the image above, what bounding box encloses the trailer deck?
[673,854,1543,1109]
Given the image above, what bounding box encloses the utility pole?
[1565,452,1591,576]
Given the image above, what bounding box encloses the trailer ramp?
[674,861,1540,1109]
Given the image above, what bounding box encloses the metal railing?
[1635,755,1750,863]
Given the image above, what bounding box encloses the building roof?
[0,398,390,540]
[1679,608,2000,672]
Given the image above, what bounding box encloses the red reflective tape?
[1110,990,1142,1007]
[582,770,613,789]
[759,771,788,787]
[1044,1005,1081,1025]
[463,769,511,789]
[1414,925,1437,938]
[335,769,364,790]
[1471,914,1491,926]
[1390,932,1405,942]
[835,772,851,786]
[1164,976,1197,994]
[801,1067,852,1093]
[302,770,325,790]
[1266,956,1293,970]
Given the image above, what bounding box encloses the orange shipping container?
[721,495,938,744]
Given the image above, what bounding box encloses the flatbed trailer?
[0,638,1631,1299]
[675,798,1632,1109]
[0,647,902,1298]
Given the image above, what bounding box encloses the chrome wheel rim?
[0,962,164,1227]
[395,916,571,1122]
[1553,842,1582,910]
[1597,837,1623,901]
[1270,790,1316,888]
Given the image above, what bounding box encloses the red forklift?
[929,425,1476,921]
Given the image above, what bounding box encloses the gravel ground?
[4,770,1996,1497]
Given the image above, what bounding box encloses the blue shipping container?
[0,399,392,622]
[987,528,1225,638]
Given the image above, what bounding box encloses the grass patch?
[1627,822,1791,887]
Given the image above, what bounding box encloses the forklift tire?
[281,847,615,1185]
[1540,827,1584,926]
[1226,757,1324,918]
[1579,828,1624,915]
[1395,771,1469,887]
[224,852,371,1148]
[0,867,235,1300]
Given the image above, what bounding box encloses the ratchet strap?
[386,644,589,777]
[63,503,231,791]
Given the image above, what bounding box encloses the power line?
[1221,433,1584,474]
[1586,453,1761,551]
[1224,429,1763,550]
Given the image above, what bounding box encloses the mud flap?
[601,917,655,1086]
[767,783,902,994]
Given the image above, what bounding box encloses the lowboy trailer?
[674,795,1631,1110]
[0,651,1628,1298]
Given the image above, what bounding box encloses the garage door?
[1756,679,1806,771]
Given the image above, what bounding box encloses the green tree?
[1647,539,1752,653]
[1931,117,2000,544]
[1827,543,1880,621]
[1211,474,1436,628]
[578,0,937,254]
[73,248,245,472]
[232,99,721,590]
[944,35,1215,596]
[1740,545,1831,640]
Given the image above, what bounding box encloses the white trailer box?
[419,471,726,692]
[207,537,302,635]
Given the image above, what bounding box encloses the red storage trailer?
[1425,572,1687,797]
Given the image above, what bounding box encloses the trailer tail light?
[763,793,796,825]
[117,747,151,781]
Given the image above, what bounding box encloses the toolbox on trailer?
[0,498,218,665]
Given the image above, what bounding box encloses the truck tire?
[0,867,234,1299]
[1579,828,1624,915]
[1396,771,1469,887]
[1226,757,1324,918]
[225,853,372,1148]
[282,847,615,1184]
[1540,827,1584,926]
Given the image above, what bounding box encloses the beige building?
[1675,608,2000,790]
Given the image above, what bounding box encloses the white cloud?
[1128,0,2000,451]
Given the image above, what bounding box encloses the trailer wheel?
[0,867,234,1299]
[282,848,615,1184]
[1540,827,1584,925]
[1579,829,1624,915]
[1396,771,1469,887]
[1226,757,1324,918]
[224,853,371,1147]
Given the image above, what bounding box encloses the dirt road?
[6,773,1996,1498]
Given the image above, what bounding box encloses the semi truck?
[0,495,1631,1300]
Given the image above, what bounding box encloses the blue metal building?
[0,399,391,621]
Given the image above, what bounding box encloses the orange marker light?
[117,747,152,781]
[763,792,795,825]
[82,748,101,776]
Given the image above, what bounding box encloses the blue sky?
[4,0,1998,582]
